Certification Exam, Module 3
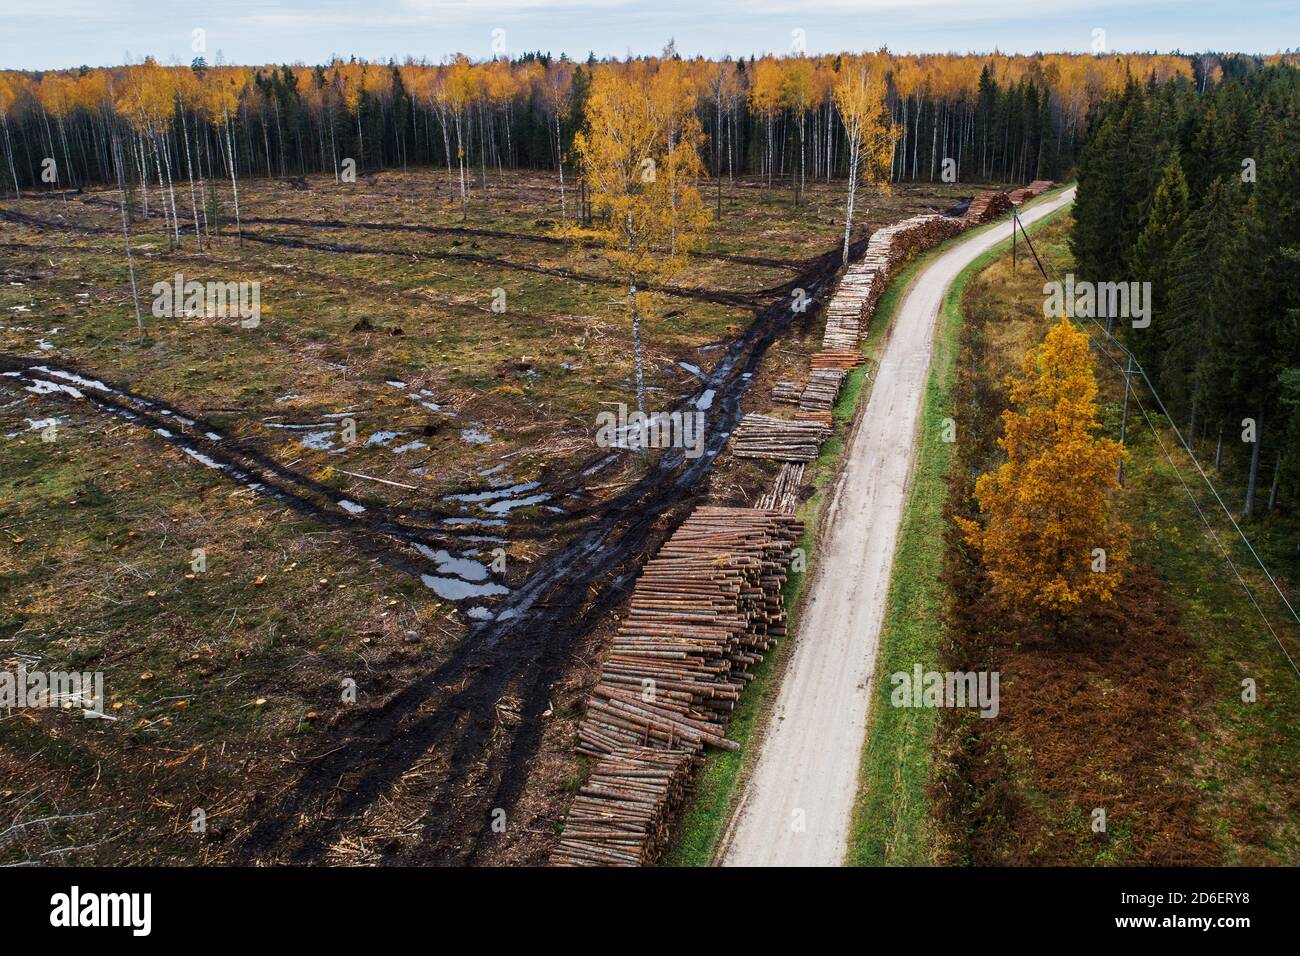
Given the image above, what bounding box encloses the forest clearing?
[0,164,980,864]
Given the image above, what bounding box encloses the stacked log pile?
[757,462,806,514]
[550,747,694,866]
[993,180,1056,208]
[821,213,967,352]
[820,266,884,350]
[798,368,848,414]
[771,380,804,405]
[553,506,801,866]
[794,410,833,426]
[810,348,865,370]
[865,213,967,268]
[575,506,800,757]
[732,414,830,462]
[964,190,1013,223]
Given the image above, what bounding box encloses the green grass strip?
[847,199,1076,865]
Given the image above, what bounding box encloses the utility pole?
[1015,209,1048,280]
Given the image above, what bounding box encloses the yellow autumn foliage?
[955,317,1130,616]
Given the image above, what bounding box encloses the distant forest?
[1,50,1273,198]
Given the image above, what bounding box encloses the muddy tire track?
[38,191,806,269]
[0,204,787,306]
[0,359,547,598]
[237,230,765,308]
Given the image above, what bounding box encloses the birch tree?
[833,57,894,265]
[571,62,711,420]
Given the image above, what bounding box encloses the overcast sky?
[2,0,1297,71]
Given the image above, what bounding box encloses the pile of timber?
[810,348,865,370]
[866,213,967,266]
[821,214,967,351]
[1007,186,1033,204]
[757,462,806,514]
[964,190,1013,223]
[550,747,694,866]
[574,505,802,759]
[1026,179,1055,197]
[794,410,833,426]
[553,506,801,865]
[820,265,883,350]
[798,367,848,413]
[732,414,830,462]
[771,380,804,405]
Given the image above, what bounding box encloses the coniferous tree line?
[0,50,1213,205]
[1072,56,1300,515]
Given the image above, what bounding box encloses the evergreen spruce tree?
[1127,150,1189,375]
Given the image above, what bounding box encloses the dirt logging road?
[718,187,1077,867]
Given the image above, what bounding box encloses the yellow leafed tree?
[955,317,1130,617]
[572,61,711,418]
[832,56,894,264]
[748,57,783,188]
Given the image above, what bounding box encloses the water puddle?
[481,493,551,515]
[441,516,507,528]
[420,574,509,601]
[443,481,540,505]
[414,544,492,581]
